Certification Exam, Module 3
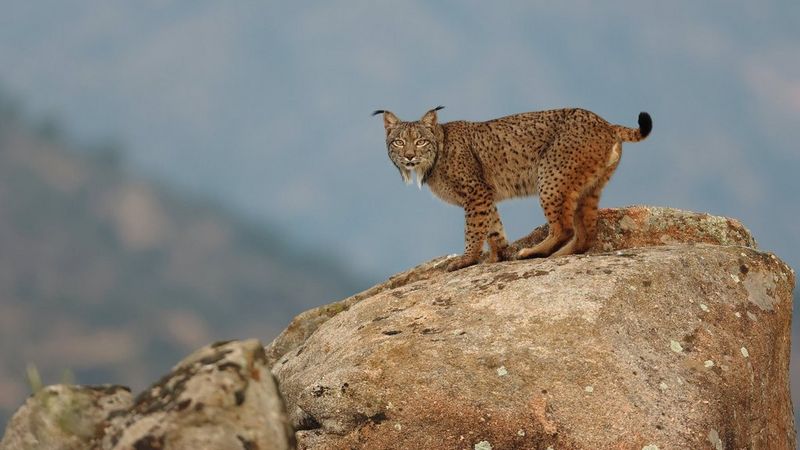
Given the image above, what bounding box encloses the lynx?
[373,106,652,271]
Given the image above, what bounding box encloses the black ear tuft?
[372,110,386,116]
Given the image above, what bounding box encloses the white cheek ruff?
[412,166,427,189]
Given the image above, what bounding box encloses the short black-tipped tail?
[638,112,652,139]
[614,111,653,142]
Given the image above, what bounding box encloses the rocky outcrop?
[0,385,131,450]
[269,207,795,449]
[1,206,794,449]
[1,340,294,450]
[265,206,759,366]
[100,339,293,450]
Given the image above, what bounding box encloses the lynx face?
[386,124,439,187]
[375,107,443,188]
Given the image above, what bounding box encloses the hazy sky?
[0,1,798,280]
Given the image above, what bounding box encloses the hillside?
[0,103,366,429]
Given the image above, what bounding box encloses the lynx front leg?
[486,205,509,263]
[445,212,485,272]
[446,191,496,271]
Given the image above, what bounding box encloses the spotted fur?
[375,106,652,271]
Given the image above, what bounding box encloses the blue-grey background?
[0,0,798,435]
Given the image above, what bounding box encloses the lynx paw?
[487,246,513,263]
[517,247,546,259]
[496,245,516,262]
[445,255,479,272]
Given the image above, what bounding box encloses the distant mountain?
[1,2,797,279]
[0,99,366,429]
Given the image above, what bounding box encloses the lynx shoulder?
[374,106,652,271]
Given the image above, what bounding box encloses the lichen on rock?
[100,339,293,450]
[0,384,132,450]
[1,340,294,450]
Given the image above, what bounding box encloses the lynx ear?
[372,109,400,131]
[420,105,444,128]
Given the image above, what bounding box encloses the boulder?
[1,340,294,450]
[100,339,294,450]
[0,384,132,450]
[269,207,795,449]
[265,206,758,366]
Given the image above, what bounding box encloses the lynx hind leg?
[519,135,612,259]
[518,183,579,259]
[563,144,621,256]
[569,191,599,255]
[551,189,596,258]
[576,158,620,253]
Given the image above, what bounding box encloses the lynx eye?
[391,139,405,147]
[416,139,429,147]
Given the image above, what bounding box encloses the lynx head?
[373,106,444,188]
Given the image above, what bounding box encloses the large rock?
[0,384,132,450]
[101,339,294,450]
[1,340,295,450]
[266,206,757,366]
[270,207,795,449]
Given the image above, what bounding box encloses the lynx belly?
[488,165,539,202]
